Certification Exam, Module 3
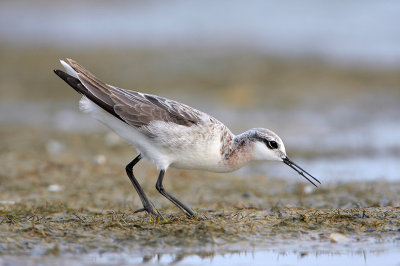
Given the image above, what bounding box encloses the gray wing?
[110,88,204,127]
[65,59,205,128]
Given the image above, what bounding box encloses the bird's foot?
[134,205,164,221]
[186,213,199,219]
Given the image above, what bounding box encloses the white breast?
[145,121,226,171]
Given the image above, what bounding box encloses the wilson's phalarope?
[54,59,320,218]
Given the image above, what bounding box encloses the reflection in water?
[153,250,398,266]
[16,248,395,266]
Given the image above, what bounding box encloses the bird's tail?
[54,59,123,121]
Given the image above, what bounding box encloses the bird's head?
[249,128,321,187]
[250,128,286,162]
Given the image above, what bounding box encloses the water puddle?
[93,249,399,266]
[2,247,399,266]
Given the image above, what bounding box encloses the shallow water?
[2,246,399,266]
[73,248,400,266]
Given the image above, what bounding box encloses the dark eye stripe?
[267,140,278,149]
[253,136,279,150]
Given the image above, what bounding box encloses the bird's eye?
[267,140,278,149]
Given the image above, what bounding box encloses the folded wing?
[55,59,204,129]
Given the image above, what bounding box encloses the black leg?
[125,154,159,219]
[155,170,195,217]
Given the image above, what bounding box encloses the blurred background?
[1,0,399,183]
[1,1,400,263]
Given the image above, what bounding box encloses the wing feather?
[58,59,205,130]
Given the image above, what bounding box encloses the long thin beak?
[282,156,321,187]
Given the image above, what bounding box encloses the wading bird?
[54,59,320,219]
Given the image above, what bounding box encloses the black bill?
[282,156,321,187]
